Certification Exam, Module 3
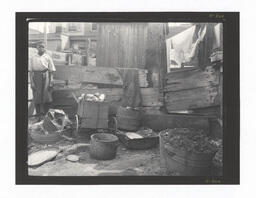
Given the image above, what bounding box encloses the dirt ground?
[28,130,166,176]
[27,118,222,176]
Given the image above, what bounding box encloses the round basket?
[159,129,217,176]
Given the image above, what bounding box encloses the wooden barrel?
[116,107,141,131]
[159,130,216,176]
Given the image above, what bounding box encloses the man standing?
[29,42,56,120]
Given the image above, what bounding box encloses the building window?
[90,40,97,49]
[92,23,97,31]
[68,23,81,32]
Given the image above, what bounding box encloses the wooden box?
[78,101,109,129]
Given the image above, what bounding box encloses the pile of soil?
[161,128,217,154]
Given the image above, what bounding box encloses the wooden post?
[146,23,168,90]
[146,23,168,108]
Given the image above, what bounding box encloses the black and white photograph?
[14,12,240,186]
[26,21,223,177]
[3,0,256,194]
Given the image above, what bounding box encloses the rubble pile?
[161,128,217,154]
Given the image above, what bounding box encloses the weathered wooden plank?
[117,67,148,87]
[192,105,221,117]
[141,88,163,107]
[165,66,219,92]
[141,106,164,115]
[54,65,148,88]
[52,88,162,107]
[53,65,123,86]
[52,88,123,105]
[96,23,148,69]
[141,114,210,132]
[165,85,220,111]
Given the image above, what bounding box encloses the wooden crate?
[78,101,109,129]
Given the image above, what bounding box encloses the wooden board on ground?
[141,114,210,132]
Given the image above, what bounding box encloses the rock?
[66,154,80,162]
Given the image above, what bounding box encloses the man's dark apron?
[32,70,52,105]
